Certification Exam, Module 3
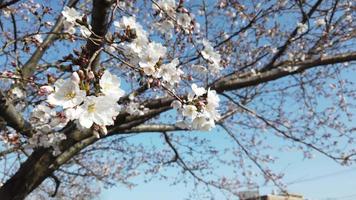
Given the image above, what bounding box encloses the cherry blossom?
[114,16,149,54]
[191,83,207,97]
[182,104,198,119]
[176,13,192,30]
[61,6,82,23]
[201,39,222,73]
[78,96,121,129]
[47,78,86,109]
[297,23,308,34]
[153,0,176,16]
[99,70,125,100]
[156,58,183,84]
[138,42,167,75]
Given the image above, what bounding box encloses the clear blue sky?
[99,144,356,200]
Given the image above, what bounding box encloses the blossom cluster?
[201,39,223,74]
[114,16,184,86]
[47,70,124,130]
[28,104,68,155]
[26,2,223,151]
[172,84,220,131]
[29,70,124,151]
[152,0,193,36]
[62,6,91,37]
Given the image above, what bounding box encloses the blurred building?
[241,193,304,200]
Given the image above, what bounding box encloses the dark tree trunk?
[0,149,54,200]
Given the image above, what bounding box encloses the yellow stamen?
[88,103,96,113]
[65,91,76,99]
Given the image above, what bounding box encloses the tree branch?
[0,0,21,9]
[0,91,33,137]
[21,0,79,79]
[212,52,356,92]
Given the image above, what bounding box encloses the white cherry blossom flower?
[191,83,206,97]
[62,6,82,23]
[33,34,43,43]
[114,16,140,31]
[30,104,55,124]
[154,20,174,38]
[47,78,86,109]
[65,107,81,121]
[176,13,191,30]
[63,21,76,34]
[138,42,166,73]
[99,70,125,100]
[114,16,149,54]
[11,87,25,99]
[156,58,183,84]
[39,85,54,96]
[192,115,215,131]
[78,96,121,128]
[315,18,326,26]
[201,39,222,73]
[125,101,146,116]
[71,71,80,83]
[206,89,220,108]
[297,23,308,34]
[153,0,176,16]
[182,104,198,119]
[29,132,66,155]
[50,112,70,130]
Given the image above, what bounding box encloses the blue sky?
[99,147,356,200]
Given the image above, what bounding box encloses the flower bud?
[71,71,80,83]
[100,126,108,135]
[38,85,54,96]
[87,71,95,80]
[78,70,85,80]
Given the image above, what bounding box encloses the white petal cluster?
[99,70,125,100]
[297,23,308,34]
[114,16,168,76]
[315,18,326,26]
[41,70,125,135]
[172,84,220,131]
[125,101,148,116]
[29,132,66,155]
[62,6,92,38]
[153,20,175,38]
[153,0,176,16]
[62,6,82,23]
[201,39,222,74]
[138,42,167,75]
[176,13,191,30]
[47,78,86,109]
[114,16,184,83]
[156,58,184,85]
[29,104,68,154]
[114,16,149,55]
[152,0,193,36]
[78,96,121,128]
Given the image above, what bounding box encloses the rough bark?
[0,149,54,200]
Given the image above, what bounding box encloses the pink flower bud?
[197,100,205,107]
[38,85,54,96]
[78,70,85,79]
[87,71,95,80]
[71,72,80,83]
